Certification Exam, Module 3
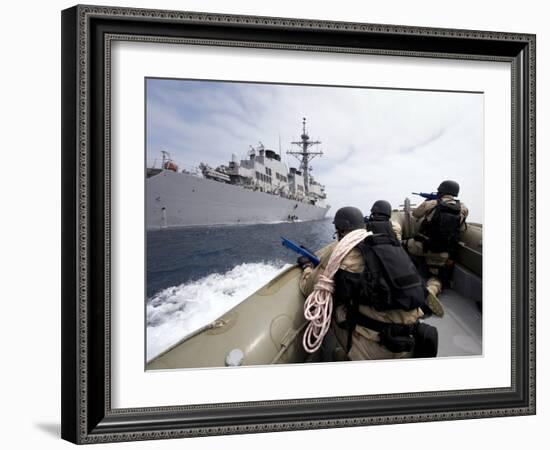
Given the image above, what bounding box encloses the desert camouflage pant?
[330,320,413,361]
[406,239,448,296]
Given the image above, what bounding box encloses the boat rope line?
[302,228,369,353]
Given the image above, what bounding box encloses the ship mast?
[287,117,323,194]
[161,150,171,169]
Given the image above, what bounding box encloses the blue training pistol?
[281,237,320,267]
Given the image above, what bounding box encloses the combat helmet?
[370,200,392,218]
[437,180,460,197]
[333,206,365,231]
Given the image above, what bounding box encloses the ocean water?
[146,218,335,360]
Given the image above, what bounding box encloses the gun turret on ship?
[146,118,331,229]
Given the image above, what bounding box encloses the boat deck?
[424,288,482,358]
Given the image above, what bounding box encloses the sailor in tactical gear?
[406,180,469,309]
[366,200,402,240]
[297,206,366,290]
[299,204,437,361]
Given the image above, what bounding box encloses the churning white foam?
[146,261,290,361]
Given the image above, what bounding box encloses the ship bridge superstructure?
[219,118,327,205]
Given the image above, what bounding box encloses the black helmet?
[437,180,460,197]
[333,206,365,231]
[370,200,392,218]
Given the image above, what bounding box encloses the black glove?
[297,256,314,270]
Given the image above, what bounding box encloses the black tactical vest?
[419,199,462,253]
[334,234,427,312]
[366,219,396,239]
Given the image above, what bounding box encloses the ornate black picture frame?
[61,4,536,444]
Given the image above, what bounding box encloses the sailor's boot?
[426,285,445,318]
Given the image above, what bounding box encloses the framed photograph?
[61,4,536,444]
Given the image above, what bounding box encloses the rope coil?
[302,229,369,353]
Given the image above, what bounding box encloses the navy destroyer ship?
[147,118,331,229]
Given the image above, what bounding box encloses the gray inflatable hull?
[146,264,311,370]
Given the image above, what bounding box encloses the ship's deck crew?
[406,180,469,302]
[298,205,437,361]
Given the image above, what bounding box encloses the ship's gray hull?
[147,171,330,229]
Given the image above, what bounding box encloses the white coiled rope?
[302,228,369,353]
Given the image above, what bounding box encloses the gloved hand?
[297,256,314,270]
[334,304,348,327]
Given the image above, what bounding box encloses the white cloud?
[147,80,483,222]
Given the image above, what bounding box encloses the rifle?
[281,237,320,267]
[412,192,439,201]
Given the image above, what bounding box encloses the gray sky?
[146,79,483,223]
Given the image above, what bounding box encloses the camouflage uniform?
[391,220,402,241]
[406,195,469,297]
[299,233,423,361]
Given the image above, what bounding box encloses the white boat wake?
[146,261,291,361]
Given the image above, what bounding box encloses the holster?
[353,314,438,358]
[379,325,416,353]
[413,322,438,358]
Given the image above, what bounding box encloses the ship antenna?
[161,150,171,170]
[286,117,323,195]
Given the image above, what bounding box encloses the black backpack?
[366,219,397,240]
[334,234,427,312]
[419,200,462,253]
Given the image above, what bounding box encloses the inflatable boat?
[147,199,482,370]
